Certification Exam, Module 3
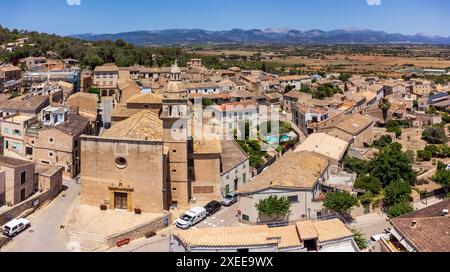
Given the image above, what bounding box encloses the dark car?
[204,201,221,216]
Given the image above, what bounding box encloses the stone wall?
[0,189,57,225]
[105,212,172,247]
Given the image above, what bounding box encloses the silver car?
[221,192,238,206]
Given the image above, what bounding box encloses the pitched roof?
[101,110,163,141]
[294,133,349,162]
[0,156,34,168]
[390,199,450,252]
[391,217,450,252]
[220,140,249,174]
[54,114,89,136]
[126,93,163,104]
[173,219,352,250]
[0,95,49,112]
[238,151,329,194]
[173,225,301,249]
[193,140,222,154]
[334,113,374,136]
[94,64,118,72]
[313,219,354,243]
[279,75,311,81]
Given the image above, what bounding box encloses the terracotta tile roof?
[54,114,89,136]
[94,64,118,72]
[279,75,311,81]
[174,219,352,249]
[296,221,318,240]
[314,219,353,243]
[126,93,163,104]
[0,95,49,113]
[389,199,450,252]
[294,133,349,162]
[118,79,139,91]
[220,140,248,174]
[391,217,450,252]
[212,100,257,112]
[237,151,329,194]
[174,225,302,249]
[334,113,373,136]
[325,128,353,143]
[111,104,139,118]
[283,91,313,101]
[266,226,302,249]
[173,225,279,248]
[193,140,222,154]
[0,156,34,168]
[101,110,163,141]
[400,199,450,219]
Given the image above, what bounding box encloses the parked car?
[176,207,207,229]
[3,218,31,238]
[204,201,221,216]
[221,192,238,207]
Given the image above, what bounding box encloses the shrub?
[354,176,382,195]
[422,126,447,144]
[387,202,414,218]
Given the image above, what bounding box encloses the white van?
[3,218,31,238]
[176,207,207,229]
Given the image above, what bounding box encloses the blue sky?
[1,0,449,36]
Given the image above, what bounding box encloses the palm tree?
[378,98,391,124]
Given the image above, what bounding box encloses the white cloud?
[367,0,381,6]
[66,0,81,6]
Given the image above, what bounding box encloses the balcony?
[380,236,408,252]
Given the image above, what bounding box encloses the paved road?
[350,213,391,252]
[1,178,80,252]
[108,204,240,252]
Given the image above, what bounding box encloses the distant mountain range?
[71,28,450,45]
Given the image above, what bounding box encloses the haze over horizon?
[1,0,449,37]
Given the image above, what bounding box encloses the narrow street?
[1,178,80,252]
[108,204,240,252]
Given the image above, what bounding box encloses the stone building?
[93,63,119,98]
[237,151,330,223]
[80,62,250,213]
[24,107,90,178]
[0,156,36,206]
[80,110,169,212]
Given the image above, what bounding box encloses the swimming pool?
[266,135,290,144]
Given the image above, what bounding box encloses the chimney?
[443,209,449,217]
[411,220,417,227]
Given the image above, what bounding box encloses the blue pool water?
[266,135,290,144]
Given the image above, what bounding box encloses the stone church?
[80,62,249,212]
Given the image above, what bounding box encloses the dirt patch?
[398,128,427,152]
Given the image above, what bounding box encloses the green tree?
[255,195,292,221]
[417,149,433,161]
[383,179,412,206]
[372,135,393,149]
[323,192,358,216]
[354,176,382,195]
[422,126,447,144]
[343,156,369,177]
[352,229,369,250]
[359,191,374,206]
[369,143,416,187]
[284,84,294,93]
[339,73,351,82]
[378,98,391,124]
[387,202,414,218]
[202,98,214,108]
[432,169,450,194]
